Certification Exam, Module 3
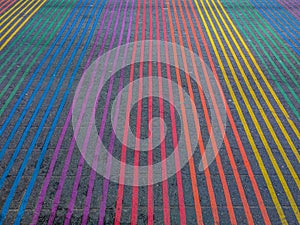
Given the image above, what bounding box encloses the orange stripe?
[186,0,271,224]
[175,0,256,223]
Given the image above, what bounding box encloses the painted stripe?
[0,0,18,15]
[277,0,300,20]
[30,1,113,223]
[1,1,107,223]
[250,0,300,55]
[0,0,27,22]
[193,0,299,223]
[0,0,88,167]
[0,0,39,31]
[0,0,47,51]
[154,0,171,223]
[0,0,105,223]
[185,1,271,223]
[147,1,154,223]
[15,1,108,223]
[62,1,127,224]
[265,0,300,30]
[130,0,147,223]
[0,0,68,103]
[213,0,300,175]
[113,0,141,223]
[0,0,88,138]
[260,0,300,32]
[224,2,299,124]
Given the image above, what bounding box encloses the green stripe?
[240,0,299,74]
[224,0,300,120]
[0,0,76,117]
[0,0,69,81]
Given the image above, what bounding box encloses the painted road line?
[168,1,244,224]
[0,0,18,15]
[62,1,127,224]
[0,0,86,207]
[0,0,26,22]
[242,1,300,71]
[16,0,107,221]
[130,0,147,223]
[114,1,142,223]
[224,2,300,123]
[215,0,300,209]
[155,12,172,225]
[170,0,235,224]
[185,1,271,223]
[250,0,300,55]
[0,0,66,102]
[31,1,112,223]
[257,0,300,33]
[0,0,47,51]
[209,0,300,170]
[193,0,298,223]
[154,1,171,223]
[82,2,135,224]
[0,0,36,29]
[277,0,300,20]
[176,0,277,223]
[163,2,220,223]
[45,0,117,222]
[0,0,87,163]
[147,1,154,223]
[0,1,107,223]
[268,0,300,30]
[0,0,87,137]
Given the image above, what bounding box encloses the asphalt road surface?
[0,0,299,224]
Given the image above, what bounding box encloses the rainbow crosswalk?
[0,0,299,224]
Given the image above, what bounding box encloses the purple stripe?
[277,0,300,20]
[81,0,134,224]
[97,2,135,224]
[47,0,120,224]
[62,0,125,224]
[31,0,113,223]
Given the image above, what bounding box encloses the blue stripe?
[268,0,300,29]
[0,0,85,137]
[14,0,107,223]
[0,0,89,185]
[0,0,88,188]
[0,0,95,223]
[251,0,300,56]
[0,0,87,158]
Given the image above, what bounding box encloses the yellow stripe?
[215,0,300,161]
[192,0,295,223]
[0,0,39,34]
[0,1,46,51]
[206,0,300,187]
[203,0,300,221]
[202,0,299,221]
[0,0,30,26]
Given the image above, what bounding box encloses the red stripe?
[160,0,188,223]
[167,0,238,223]
[187,1,271,224]
[0,0,17,14]
[114,0,141,223]
[147,0,154,224]
[154,0,171,223]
